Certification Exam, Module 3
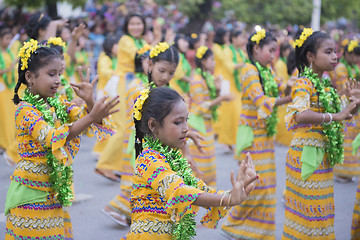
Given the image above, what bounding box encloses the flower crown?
[196,46,208,59]
[348,40,359,53]
[150,42,170,58]
[133,88,150,120]
[191,33,198,39]
[18,39,40,70]
[47,37,66,47]
[251,29,266,44]
[137,44,152,55]
[293,28,314,48]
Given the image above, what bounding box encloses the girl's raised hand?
[88,95,120,123]
[70,67,97,104]
[71,23,86,41]
[187,131,206,154]
[230,153,258,205]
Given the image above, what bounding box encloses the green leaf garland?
[340,58,360,81]
[0,48,15,89]
[59,75,74,101]
[302,67,344,166]
[22,89,73,206]
[255,62,279,137]
[143,136,198,240]
[196,68,218,121]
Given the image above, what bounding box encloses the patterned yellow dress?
[92,51,117,157]
[0,49,16,152]
[122,147,228,239]
[222,63,285,240]
[282,76,336,240]
[107,73,148,218]
[5,99,115,240]
[274,58,293,146]
[96,35,147,172]
[332,61,360,178]
[188,70,217,188]
[212,43,241,146]
[169,52,192,107]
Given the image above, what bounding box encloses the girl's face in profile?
[148,60,177,87]
[153,100,189,149]
[254,40,278,67]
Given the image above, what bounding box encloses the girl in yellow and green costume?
[122,86,258,240]
[4,40,118,240]
[222,29,293,240]
[282,28,360,240]
[332,39,360,181]
[187,46,233,188]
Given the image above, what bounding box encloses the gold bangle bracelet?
[220,192,226,207]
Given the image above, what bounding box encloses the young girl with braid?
[103,43,181,226]
[122,86,258,240]
[0,27,17,162]
[221,29,293,240]
[332,39,360,182]
[4,40,118,240]
[188,46,233,188]
[282,28,360,240]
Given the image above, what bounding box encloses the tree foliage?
[4,0,87,9]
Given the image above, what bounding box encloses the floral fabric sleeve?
[64,100,116,142]
[136,149,204,219]
[285,77,313,132]
[196,179,229,229]
[242,64,276,119]
[15,103,71,165]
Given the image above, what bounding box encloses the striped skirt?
[282,146,335,240]
[5,194,73,240]
[222,127,276,240]
[108,127,133,218]
[334,120,360,178]
[189,119,216,188]
[352,179,360,239]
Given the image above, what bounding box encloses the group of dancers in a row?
[2,11,360,240]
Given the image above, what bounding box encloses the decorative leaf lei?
[0,48,15,89]
[196,68,219,121]
[59,75,74,101]
[22,89,74,206]
[340,58,360,81]
[143,136,198,240]
[255,62,279,136]
[302,67,344,165]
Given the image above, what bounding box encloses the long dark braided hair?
[246,31,277,89]
[294,30,331,74]
[134,87,184,158]
[13,45,62,104]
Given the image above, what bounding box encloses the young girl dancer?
[333,39,360,182]
[103,43,180,226]
[188,46,233,187]
[222,29,293,240]
[123,86,258,240]
[282,28,360,240]
[4,40,118,240]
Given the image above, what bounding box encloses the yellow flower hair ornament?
[341,39,350,47]
[348,40,359,53]
[251,29,266,44]
[137,44,152,55]
[47,37,66,47]
[191,33,198,39]
[18,39,39,70]
[150,42,170,58]
[133,88,150,120]
[196,46,208,59]
[293,28,314,48]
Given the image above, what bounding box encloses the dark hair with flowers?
[195,47,213,69]
[148,44,179,85]
[246,30,277,87]
[25,12,51,40]
[13,44,61,104]
[294,29,331,74]
[134,87,183,158]
[344,40,360,56]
